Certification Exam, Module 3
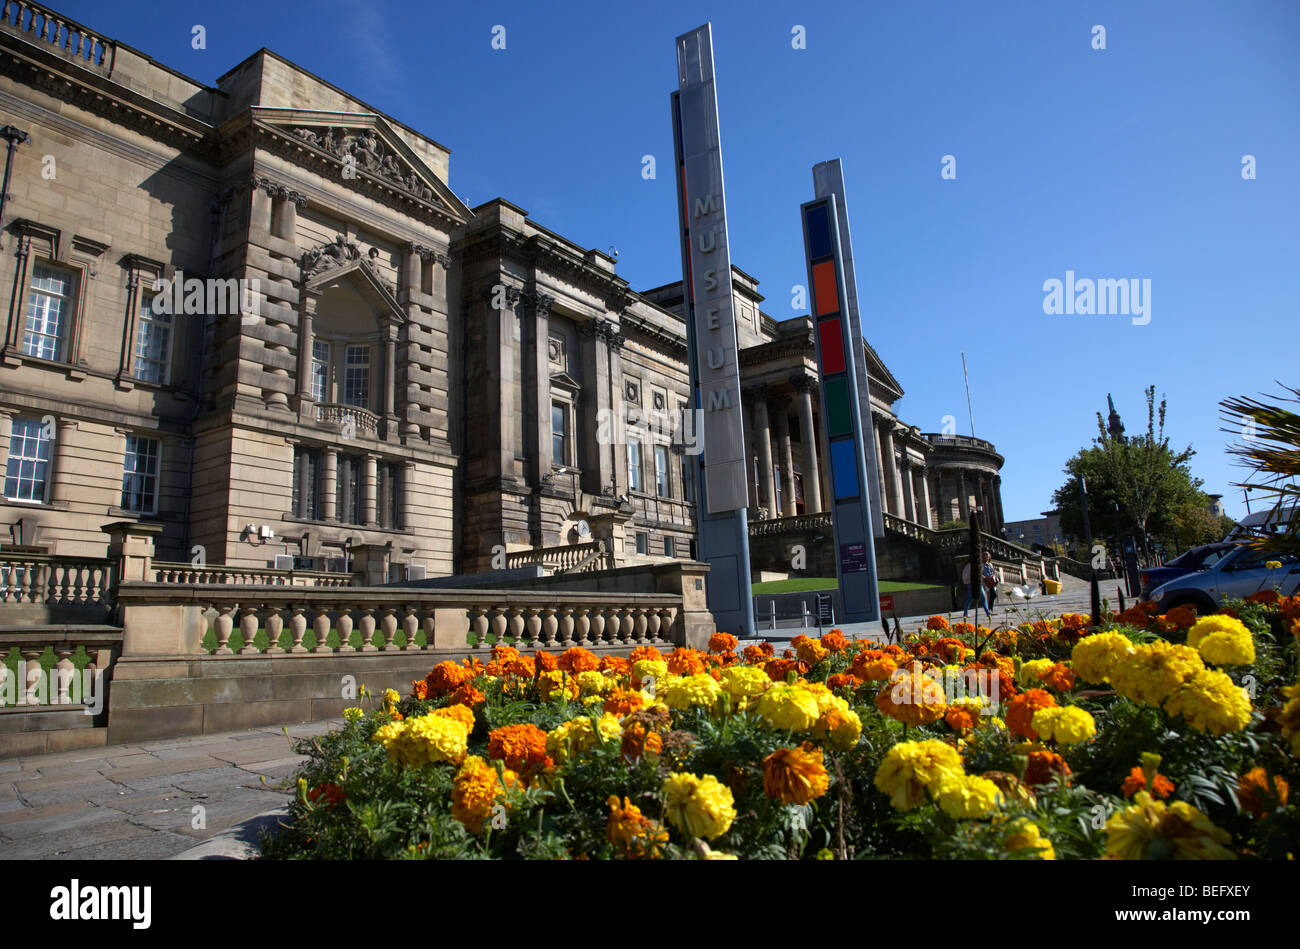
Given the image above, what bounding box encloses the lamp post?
[1080,475,1101,625]
[0,125,30,246]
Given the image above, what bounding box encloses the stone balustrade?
[152,561,351,587]
[505,541,611,574]
[0,625,118,708]
[315,401,380,437]
[0,0,111,71]
[113,583,685,657]
[749,511,832,537]
[0,553,113,607]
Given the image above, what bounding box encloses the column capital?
[790,374,817,394]
[524,290,555,315]
[746,383,771,402]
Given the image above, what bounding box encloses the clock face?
[576,519,590,538]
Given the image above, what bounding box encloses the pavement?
[0,719,339,860]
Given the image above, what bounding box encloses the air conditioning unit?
[405,564,427,581]
[323,557,350,574]
[273,554,295,570]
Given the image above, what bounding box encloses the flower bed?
[262,598,1300,860]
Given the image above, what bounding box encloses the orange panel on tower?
[812,260,839,316]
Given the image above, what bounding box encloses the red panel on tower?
[813,260,839,316]
[818,318,845,374]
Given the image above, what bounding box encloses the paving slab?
[1,816,155,860]
[16,777,126,808]
[0,801,123,840]
[51,830,195,860]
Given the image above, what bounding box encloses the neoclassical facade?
[0,3,1005,583]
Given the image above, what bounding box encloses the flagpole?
[961,351,976,437]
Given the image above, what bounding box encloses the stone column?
[918,466,933,528]
[363,455,378,526]
[607,326,628,496]
[775,395,796,516]
[900,455,916,522]
[278,190,305,242]
[320,447,338,520]
[994,475,1005,532]
[958,469,970,522]
[872,416,888,510]
[294,286,320,417]
[578,319,612,496]
[880,421,905,517]
[524,292,555,485]
[403,461,416,530]
[383,325,398,441]
[748,385,775,517]
[792,377,821,514]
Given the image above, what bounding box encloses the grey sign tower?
[800,183,881,623]
[670,24,755,636]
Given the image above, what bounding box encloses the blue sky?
[51,0,1300,522]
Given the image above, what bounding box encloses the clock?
[575,519,591,539]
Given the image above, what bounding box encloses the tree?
[1052,387,1204,560]
[1221,383,1300,558]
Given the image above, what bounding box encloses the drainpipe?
[0,125,30,246]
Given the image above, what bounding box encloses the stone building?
[0,3,1006,585]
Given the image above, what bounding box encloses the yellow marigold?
[545,712,623,763]
[537,669,579,702]
[632,658,668,688]
[873,739,965,810]
[661,772,736,840]
[1186,614,1251,649]
[763,746,830,805]
[382,688,401,709]
[577,670,616,696]
[756,683,820,731]
[1018,659,1055,688]
[1105,791,1236,860]
[1002,817,1055,859]
[429,703,475,732]
[1030,705,1096,745]
[450,755,518,833]
[1070,632,1137,684]
[372,712,469,768]
[718,665,770,707]
[1109,641,1204,706]
[1195,629,1255,667]
[936,774,1002,819]
[1161,668,1253,735]
[814,706,862,751]
[342,707,364,722]
[1279,682,1300,755]
[662,673,723,711]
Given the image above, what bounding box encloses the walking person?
[984,554,1000,610]
[962,551,993,624]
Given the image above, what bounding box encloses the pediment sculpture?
[292,126,436,202]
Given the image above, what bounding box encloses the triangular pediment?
[256,110,472,223]
[303,239,405,325]
[550,370,582,393]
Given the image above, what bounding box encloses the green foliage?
[1221,383,1300,559]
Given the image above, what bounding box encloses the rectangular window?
[664,536,675,558]
[343,345,369,408]
[336,454,364,525]
[311,340,329,402]
[636,532,648,555]
[655,445,670,498]
[292,447,320,520]
[132,294,173,384]
[23,263,74,361]
[627,437,643,492]
[681,453,694,502]
[121,435,160,514]
[551,402,568,464]
[4,417,52,503]
[774,466,783,515]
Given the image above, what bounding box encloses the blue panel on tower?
[830,438,860,501]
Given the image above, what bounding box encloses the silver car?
[1145,545,1300,613]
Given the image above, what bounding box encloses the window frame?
[292,446,321,520]
[3,416,53,504]
[131,291,174,385]
[654,444,670,498]
[627,436,643,493]
[120,434,161,515]
[22,261,76,363]
[551,400,570,466]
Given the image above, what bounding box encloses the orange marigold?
[557,647,600,674]
[487,723,550,774]
[1122,766,1174,799]
[628,645,663,664]
[620,721,663,763]
[1022,750,1071,788]
[795,638,829,665]
[665,647,707,676]
[503,656,536,679]
[764,657,809,682]
[1246,589,1281,606]
[763,745,830,805]
[827,673,861,692]
[875,669,947,726]
[533,650,558,672]
[820,630,849,654]
[1006,689,1057,739]
[1040,663,1077,692]
[709,632,739,653]
[606,795,668,858]
[945,706,978,732]
[1237,766,1289,818]
[410,680,430,701]
[448,682,486,708]
[926,615,951,632]
[603,688,645,717]
[307,782,346,809]
[1161,604,1199,630]
[599,655,632,676]
[425,660,474,698]
[743,642,774,664]
[491,644,520,663]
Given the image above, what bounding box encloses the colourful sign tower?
[670,23,755,636]
[801,195,881,623]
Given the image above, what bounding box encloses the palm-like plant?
[1220,383,1300,558]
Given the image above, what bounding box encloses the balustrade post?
[470,607,490,649]
[557,607,574,647]
[380,607,399,651]
[357,607,377,652]
[633,606,649,644]
[335,604,355,653]
[618,607,634,645]
[540,607,558,648]
[238,604,261,655]
[288,605,309,653]
[402,605,421,650]
[21,648,43,705]
[54,649,74,704]
[310,605,330,654]
[587,607,604,646]
[510,607,529,648]
[488,607,507,648]
[645,608,661,642]
[213,605,236,655]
